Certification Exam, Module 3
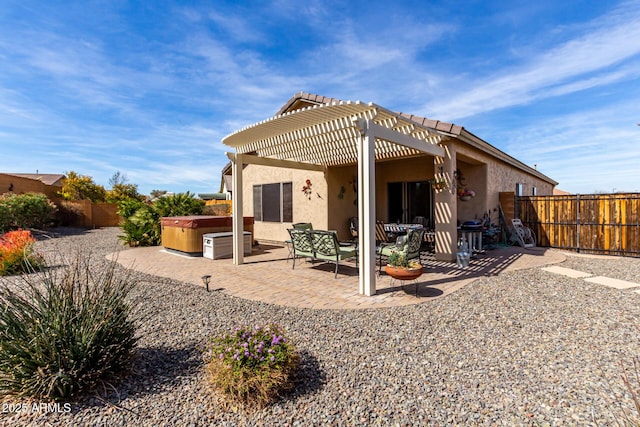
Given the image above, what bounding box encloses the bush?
[0,193,56,232]
[118,192,204,247]
[206,324,299,408]
[153,191,205,218]
[119,204,160,247]
[0,251,138,400]
[0,230,43,276]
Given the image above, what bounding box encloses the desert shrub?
[0,230,43,276]
[119,204,160,247]
[206,324,299,408]
[116,198,146,219]
[0,251,138,400]
[0,193,56,232]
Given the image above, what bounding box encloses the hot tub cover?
[161,216,253,229]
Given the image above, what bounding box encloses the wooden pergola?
[222,100,460,296]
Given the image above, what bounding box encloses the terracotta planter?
[385,264,423,281]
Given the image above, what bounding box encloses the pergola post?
[434,141,457,261]
[231,153,244,265]
[357,119,377,296]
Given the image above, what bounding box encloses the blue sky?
[1,0,639,195]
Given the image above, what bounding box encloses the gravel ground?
[2,227,640,426]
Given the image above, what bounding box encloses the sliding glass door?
[387,181,433,227]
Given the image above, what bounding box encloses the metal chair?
[375,220,392,244]
[348,217,358,241]
[378,228,425,273]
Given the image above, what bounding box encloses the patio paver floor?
[111,243,567,309]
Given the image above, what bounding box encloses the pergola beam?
[226,152,325,171]
[356,118,445,158]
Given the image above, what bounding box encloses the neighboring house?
[0,173,66,202]
[222,92,558,295]
[218,161,233,199]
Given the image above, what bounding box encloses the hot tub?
[161,216,254,255]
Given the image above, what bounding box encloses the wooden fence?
[516,193,640,257]
[60,200,120,228]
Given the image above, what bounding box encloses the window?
[253,182,293,222]
[515,183,524,197]
[532,186,537,196]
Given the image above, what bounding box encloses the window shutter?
[282,182,293,222]
[253,185,262,221]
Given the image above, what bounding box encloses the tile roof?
[4,173,66,186]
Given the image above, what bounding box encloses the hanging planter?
[432,178,447,191]
[458,189,476,201]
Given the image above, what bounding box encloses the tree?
[106,171,144,203]
[58,171,106,202]
[150,189,168,200]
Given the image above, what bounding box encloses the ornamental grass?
[0,250,138,401]
[206,324,299,409]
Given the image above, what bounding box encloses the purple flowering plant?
[206,323,298,408]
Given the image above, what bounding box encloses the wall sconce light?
[201,274,211,292]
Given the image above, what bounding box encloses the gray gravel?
[2,227,640,426]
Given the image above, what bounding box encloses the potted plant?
[384,251,423,280]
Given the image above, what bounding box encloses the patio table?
[384,223,424,234]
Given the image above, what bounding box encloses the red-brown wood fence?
[515,193,640,257]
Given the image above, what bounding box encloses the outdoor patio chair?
[287,228,314,267]
[292,222,313,230]
[378,227,425,273]
[375,220,392,244]
[310,230,357,278]
[285,223,313,261]
[348,217,358,241]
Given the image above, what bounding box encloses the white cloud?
[422,1,640,120]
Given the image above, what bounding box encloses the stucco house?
[221,92,557,295]
[0,173,66,202]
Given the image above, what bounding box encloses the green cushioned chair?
[310,230,357,278]
[288,228,314,267]
[288,228,357,278]
[378,227,425,273]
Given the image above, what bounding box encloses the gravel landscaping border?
[2,227,639,426]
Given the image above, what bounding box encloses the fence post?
[576,194,580,253]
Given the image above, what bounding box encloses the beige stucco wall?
[326,165,358,238]
[238,139,554,243]
[453,141,553,225]
[242,165,328,242]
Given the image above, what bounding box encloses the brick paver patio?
[111,243,566,310]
